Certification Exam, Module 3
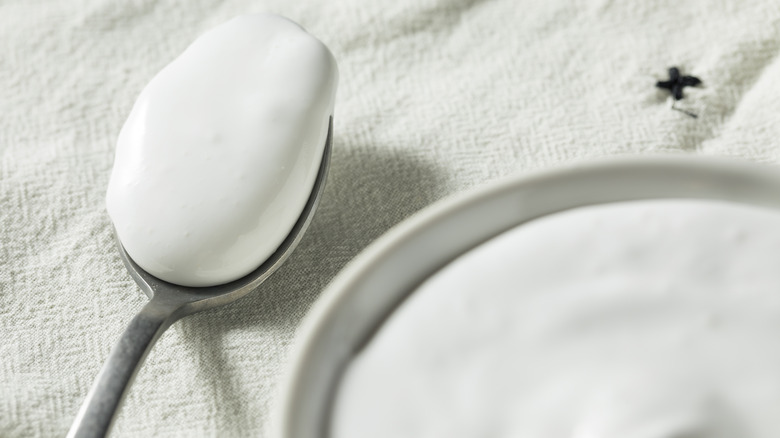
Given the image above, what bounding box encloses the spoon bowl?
[68,117,333,438]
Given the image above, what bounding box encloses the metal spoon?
[67,118,333,438]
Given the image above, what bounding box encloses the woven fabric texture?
[2,0,780,436]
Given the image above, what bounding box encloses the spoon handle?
[67,299,180,438]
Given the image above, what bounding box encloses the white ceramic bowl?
[276,156,780,438]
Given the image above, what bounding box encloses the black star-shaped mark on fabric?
[656,67,702,118]
[656,67,701,100]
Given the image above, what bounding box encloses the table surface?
[2,0,780,436]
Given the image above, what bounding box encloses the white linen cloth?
[2,0,779,436]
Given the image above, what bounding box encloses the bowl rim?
[275,155,780,438]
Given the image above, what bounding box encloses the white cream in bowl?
[331,199,780,437]
[106,14,338,287]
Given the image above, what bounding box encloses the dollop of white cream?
[106,14,338,287]
[332,200,780,437]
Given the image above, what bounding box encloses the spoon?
[67,117,332,438]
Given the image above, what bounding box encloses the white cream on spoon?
[68,15,337,438]
[69,14,337,438]
[107,13,338,286]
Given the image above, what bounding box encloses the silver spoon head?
[113,117,333,316]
